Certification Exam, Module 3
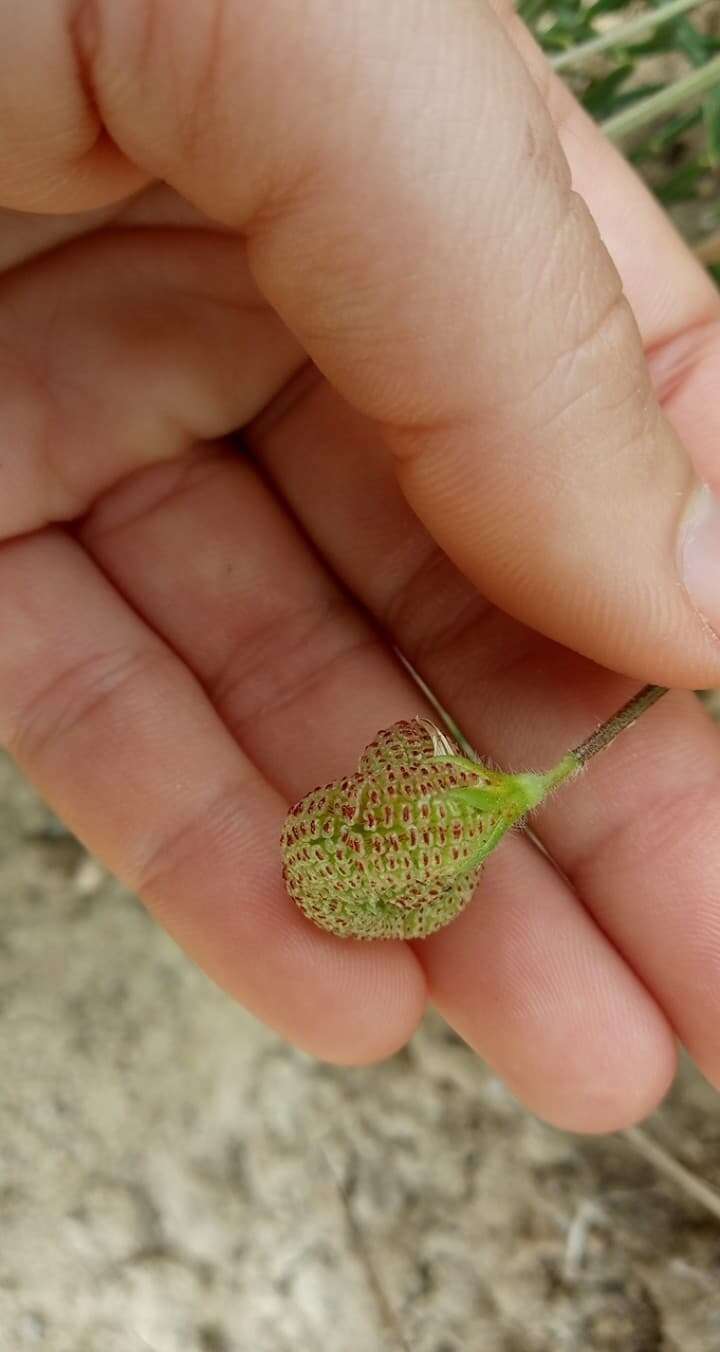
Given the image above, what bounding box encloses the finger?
[83,444,429,792]
[416,836,675,1132]
[0,199,118,272]
[0,3,148,211]
[1,1,719,685]
[255,379,720,1090]
[0,528,425,1064]
[0,227,304,536]
[489,0,720,487]
[80,442,674,1130]
[0,181,210,273]
[467,673,720,1092]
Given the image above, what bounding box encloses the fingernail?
[681,483,720,636]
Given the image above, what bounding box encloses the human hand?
[2,0,720,1131]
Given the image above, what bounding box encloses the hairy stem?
[570,684,669,766]
[531,684,669,801]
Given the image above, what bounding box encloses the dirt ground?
[2,731,720,1352]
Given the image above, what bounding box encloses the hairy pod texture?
[280,687,667,941]
[281,719,546,940]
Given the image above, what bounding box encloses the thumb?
[3,0,718,686]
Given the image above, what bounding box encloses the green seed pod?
[281,686,668,941]
[281,718,559,940]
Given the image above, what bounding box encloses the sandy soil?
[2,743,720,1352]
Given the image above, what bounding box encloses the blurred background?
[3,737,720,1352]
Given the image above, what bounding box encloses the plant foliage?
[520,0,720,257]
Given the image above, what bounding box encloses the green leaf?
[588,0,637,16]
[517,0,550,25]
[669,16,718,66]
[522,0,719,215]
[629,106,701,162]
[582,63,634,117]
[603,81,665,114]
[655,157,707,203]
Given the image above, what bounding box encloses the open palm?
[2,0,720,1132]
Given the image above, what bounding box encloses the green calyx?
[449,753,578,817]
[280,686,667,942]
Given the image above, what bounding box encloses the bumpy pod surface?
[281,719,543,940]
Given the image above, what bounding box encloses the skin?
[1,0,720,1132]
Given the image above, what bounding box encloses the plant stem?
[510,686,667,811]
[571,683,668,766]
[602,55,720,142]
[552,0,706,73]
[533,684,669,800]
[623,1125,720,1225]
